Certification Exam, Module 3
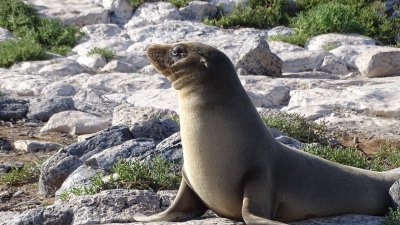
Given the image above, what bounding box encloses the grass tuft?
[382,208,400,225]
[0,162,40,186]
[0,38,49,68]
[87,47,116,62]
[60,156,181,201]
[262,113,330,145]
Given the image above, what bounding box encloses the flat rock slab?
[24,0,109,26]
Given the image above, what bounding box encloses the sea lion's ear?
[200,57,208,68]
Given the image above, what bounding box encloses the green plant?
[60,157,181,201]
[0,0,82,66]
[0,38,49,68]
[0,162,40,186]
[204,0,290,29]
[87,47,115,62]
[113,157,181,190]
[292,2,364,38]
[269,33,310,46]
[382,207,400,225]
[369,143,400,171]
[262,113,329,144]
[305,145,369,169]
[168,0,191,8]
[322,42,339,51]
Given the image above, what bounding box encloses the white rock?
[267,26,295,37]
[330,45,379,69]
[41,82,77,97]
[81,23,128,39]
[179,1,217,21]
[127,89,179,112]
[0,74,54,96]
[14,140,62,152]
[240,76,290,107]
[101,60,137,73]
[209,0,248,14]
[319,55,349,75]
[25,0,109,25]
[306,33,376,51]
[126,2,181,27]
[268,41,305,55]
[101,0,133,25]
[112,104,178,126]
[355,47,400,78]
[77,54,107,70]
[232,36,282,76]
[12,58,85,76]
[40,110,111,135]
[0,27,14,43]
[82,73,170,93]
[284,78,400,118]
[279,51,332,73]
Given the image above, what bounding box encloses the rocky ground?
[1,0,400,224]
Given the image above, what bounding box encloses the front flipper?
[242,176,287,225]
[134,178,208,222]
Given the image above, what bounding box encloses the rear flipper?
[134,178,208,222]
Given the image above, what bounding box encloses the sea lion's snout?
[146,44,175,74]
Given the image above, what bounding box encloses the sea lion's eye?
[171,46,187,58]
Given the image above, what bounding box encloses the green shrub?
[0,0,82,66]
[0,162,40,186]
[0,38,49,68]
[369,143,400,171]
[305,145,369,169]
[204,0,290,28]
[60,157,181,201]
[382,208,400,225]
[168,0,191,8]
[269,33,310,46]
[292,2,364,37]
[321,42,339,51]
[262,113,329,145]
[87,47,115,62]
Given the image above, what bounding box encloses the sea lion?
[134,42,400,224]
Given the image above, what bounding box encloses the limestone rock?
[101,60,138,73]
[355,47,400,77]
[41,82,77,97]
[126,2,181,27]
[40,111,110,135]
[85,139,155,172]
[179,1,217,21]
[70,189,161,225]
[0,28,14,43]
[330,45,379,69]
[146,132,183,166]
[3,204,73,225]
[82,73,170,93]
[102,0,134,25]
[0,98,29,121]
[27,97,75,122]
[389,179,400,207]
[127,89,179,112]
[267,26,295,37]
[39,125,133,197]
[209,0,248,14]
[77,54,107,70]
[268,41,305,55]
[25,0,109,26]
[130,118,179,142]
[232,36,282,76]
[306,33,376,51]
[14,140,62,152]
[318,55,349,75]
[0,73,53,96]
[279,50,332,73]
[112,104,178,126]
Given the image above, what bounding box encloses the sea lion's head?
[146,42,238,91]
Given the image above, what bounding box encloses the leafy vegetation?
[87,47,116,62]
[0,162,40,186]
[0,0,83,67]
[128,0,191,9]
[304,143,400,171]
[262,113,329,145]
[60,156,181,201]
[205,0,399,47]
[382,208,400,225]
[204,0,291,28]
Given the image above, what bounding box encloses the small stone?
[14,140,62,152]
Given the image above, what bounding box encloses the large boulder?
[355,47,400,78]
[0,98,29,121]
[27,97,75,122]
[39,125,134,197]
